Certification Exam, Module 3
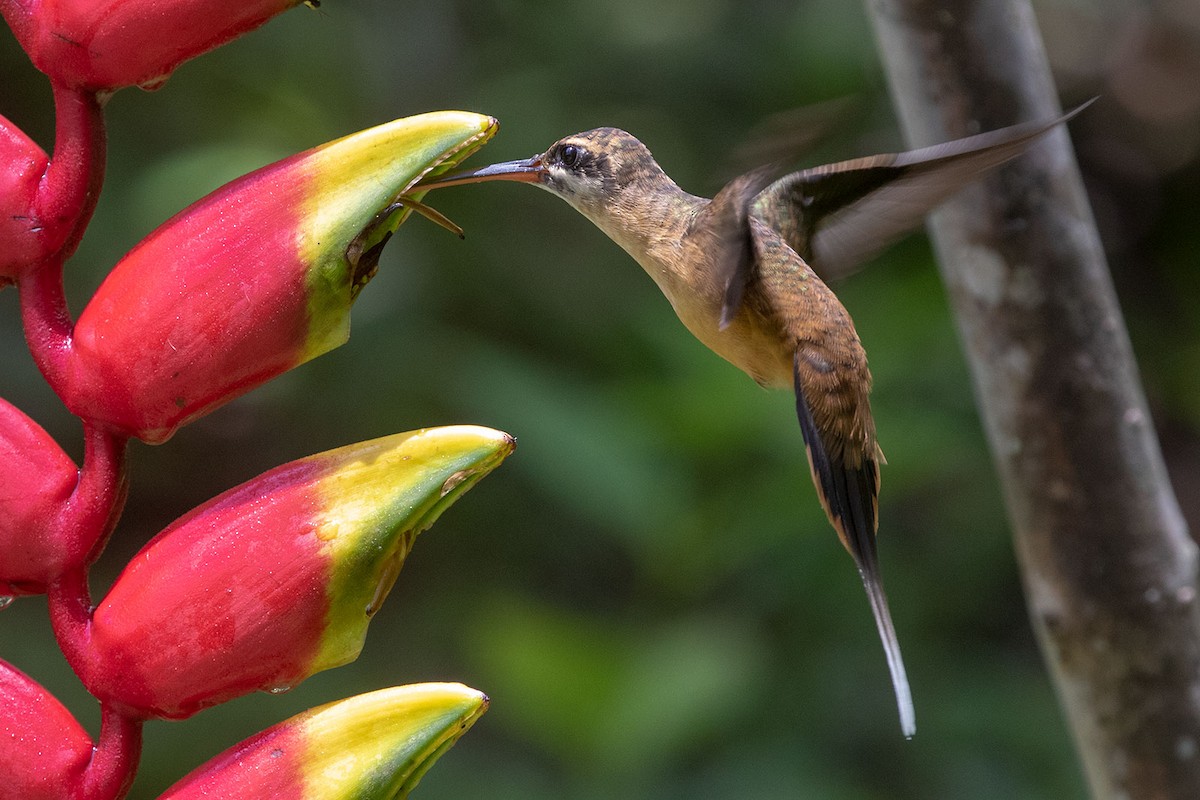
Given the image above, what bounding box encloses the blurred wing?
[752,101,1093,281]
[722,96,859,177]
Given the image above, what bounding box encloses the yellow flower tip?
[302,111,499,359]
[313,426,515,537]
[314,426,514,674]
[308,111,498,214]
[405,113,500,191]
[300,683,489,800]
[159,684,489,800]
[401,425,516,534]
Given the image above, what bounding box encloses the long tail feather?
[794,356,915,737]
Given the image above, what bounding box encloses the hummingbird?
[417,102,1089,738]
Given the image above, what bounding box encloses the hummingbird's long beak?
[419,156,546,189]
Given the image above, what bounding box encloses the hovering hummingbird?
[418,103,1089,737]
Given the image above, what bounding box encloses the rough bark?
[863,0,1200,796]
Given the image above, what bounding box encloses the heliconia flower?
[0,0,306,92]
[159,683,488,800]
[85,426,514,719]
[0,397,78,598]
[0,114,50,285]
[0,658,94,800]
[66,110,497,444]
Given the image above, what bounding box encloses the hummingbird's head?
[419,128,679,219]
[535,128,676,213]
[418,127,694,263]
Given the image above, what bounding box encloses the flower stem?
[47,424,128,688]
[47,566,93,686]
[64,424,130,568]
[19,256,74,396]
[75,704,144,800]
[41,82,107,262]
[20,82,107,397]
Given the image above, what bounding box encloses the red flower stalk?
[159,683,489,800]
[1,0,306,92]
[0,658,94,799]
[63,111,497,444]
[84,426,514,719]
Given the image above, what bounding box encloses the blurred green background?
[3,1,1199,797]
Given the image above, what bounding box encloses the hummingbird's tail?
[850,514,916,740]
[793,365,916,738]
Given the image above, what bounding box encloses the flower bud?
[0,114,50,285]
[160,683,488,800]
[1,0,304,91]
[68,111,496,443]
[0,659,93,799]
[87,426,514,719]
[0,397,78,598]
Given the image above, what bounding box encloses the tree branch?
[863,0,1200,796]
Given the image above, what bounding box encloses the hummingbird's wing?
[746,215,915,737]
[722,97,859,177]
[687,165,783,330]
[752,102,1092,281]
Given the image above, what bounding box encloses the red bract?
[160,684,489,800]
[0,397,78,598]
[0,659,93,799]
[85,426,514,719]
[0,113,50,285]
[0,0,304,91]
[65,111,496,444]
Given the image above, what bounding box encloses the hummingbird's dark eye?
[557,144,584,169]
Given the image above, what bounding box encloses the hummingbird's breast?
[641,231,794,389]
[577,185,793,388]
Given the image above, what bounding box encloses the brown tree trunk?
[863,0,1200,796]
